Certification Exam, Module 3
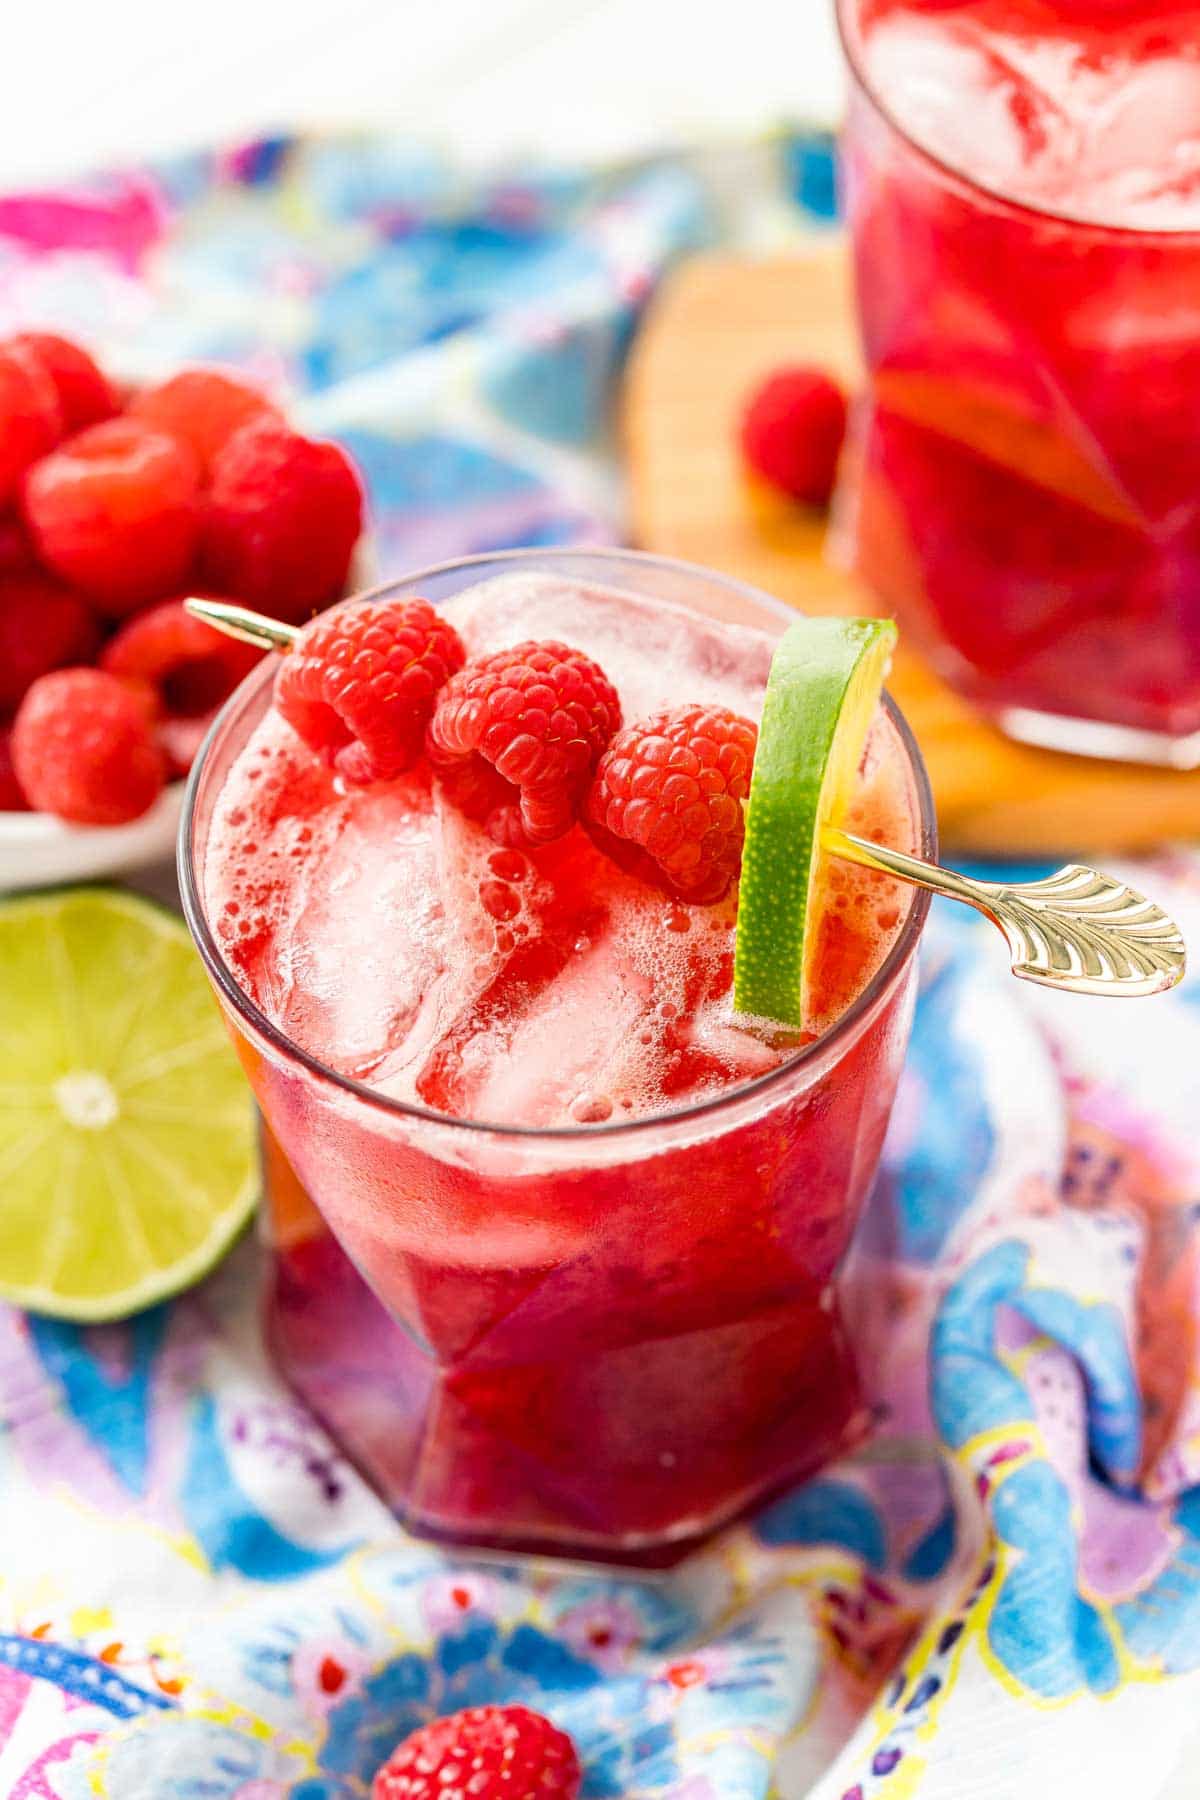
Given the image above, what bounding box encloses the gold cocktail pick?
[186,597,1188,1000]
[189,597,299,652]
[826,831,1184,999]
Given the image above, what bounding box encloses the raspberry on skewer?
[586,702,758,904]
[428,639,621,848]
[186,596,467,789]
[277,597,466,785]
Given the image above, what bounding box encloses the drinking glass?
[180,548,935,1563]
[837,0,1200,767]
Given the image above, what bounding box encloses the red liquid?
[840,0,1200,753]
[192,567,927,1560]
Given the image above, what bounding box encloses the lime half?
[0,887,257,1320]
[734,615,897,1031]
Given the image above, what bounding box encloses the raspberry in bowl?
[0,336,369,893]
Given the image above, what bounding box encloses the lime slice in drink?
[734,615,898,1032]
[0,887,257,1320]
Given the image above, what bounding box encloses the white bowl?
[0,536,378,896]
[0,782,184,893]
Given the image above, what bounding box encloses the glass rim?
[835,0,1200,244]
[178,545,936,1143]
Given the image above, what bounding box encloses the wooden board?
[623,246,1200,856]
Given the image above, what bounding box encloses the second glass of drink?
[837,0,1200,766]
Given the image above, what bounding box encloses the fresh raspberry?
[0,339,62,507]
[23,419,200,616]
[0,727,28,811]
[12,667,166,824]
[0,512,39,574]
[10,333,117,431]
[426,731,514,825]
[101,596,263,777]
[202,418,363,620]
[740,365,848,507]
[128,368,280,477]
[0,573,101,711]
[101,596,261,713]
[277,596,465,785]
[429,639,621,847]
[372,1705,581,1800]
[586,703,758,904]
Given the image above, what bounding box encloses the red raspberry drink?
[838,0,1200,765]
[182,551,933,1562]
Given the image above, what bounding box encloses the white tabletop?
[1,0,845,183]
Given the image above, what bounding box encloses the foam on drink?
[855,0,1200,229]
[206,574,917,1127]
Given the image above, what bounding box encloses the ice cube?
[276,782,446,1079]
[862,4,1200,228]
[866,14,1081,194]
[448,572,777,728]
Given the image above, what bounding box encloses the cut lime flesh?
[0,887,258,1321]
[733,616,898,1031]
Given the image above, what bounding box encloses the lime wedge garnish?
[734,615,897,1031]
[0,887,257,1320]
